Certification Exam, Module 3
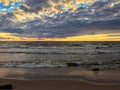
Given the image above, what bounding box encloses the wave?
[0,59,120,69]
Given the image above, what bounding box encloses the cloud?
[0,0,120,39]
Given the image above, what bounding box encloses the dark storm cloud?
[20,0,49,12]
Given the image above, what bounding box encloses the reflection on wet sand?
[0,67,120,84]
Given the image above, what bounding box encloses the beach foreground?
[0,79,120,90]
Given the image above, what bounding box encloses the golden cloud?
[12,0,94,23]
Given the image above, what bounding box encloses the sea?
[0,41,119,84]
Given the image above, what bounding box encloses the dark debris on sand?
[0,84,13,89]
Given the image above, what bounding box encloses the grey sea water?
[0,41,120,84]
[0,41,119,68]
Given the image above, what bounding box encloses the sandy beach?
[0,79,120,90]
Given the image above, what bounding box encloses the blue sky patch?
[0,1,21,13]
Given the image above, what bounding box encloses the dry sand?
[0,79,120,90]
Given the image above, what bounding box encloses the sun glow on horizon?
[0,32,120,41]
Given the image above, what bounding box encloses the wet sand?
[0,79,120,90]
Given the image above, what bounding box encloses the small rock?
[92,67,100,71]
[0,84,13,89]
[67,62,79,67]
[95,47,101,49]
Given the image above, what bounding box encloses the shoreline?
[1,77,120,86]
[0,67,120,85]
[0,78,120,90]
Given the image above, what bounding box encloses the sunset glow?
[0,32,119,41]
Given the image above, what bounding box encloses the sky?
[0,0,120,41]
